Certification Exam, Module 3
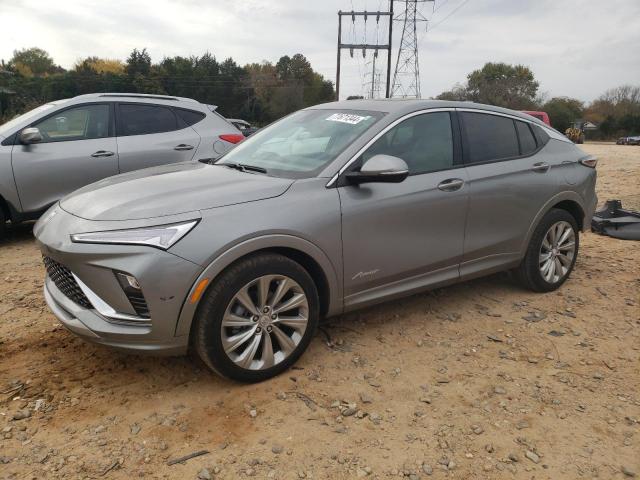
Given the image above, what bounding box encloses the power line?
[427,0,471,32]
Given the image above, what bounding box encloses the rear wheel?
[516,209,579,292]
[193,253,319,382]
[0,207,6,240]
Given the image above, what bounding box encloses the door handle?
[531,162,550,173]
[437,178,465,192]
[174,144,194,151]
[91,150,114,158]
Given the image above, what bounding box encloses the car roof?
[70,93,200,105]
[309,99,548,126]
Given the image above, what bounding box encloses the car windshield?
[0,103,56,136]
[217,109,383,178]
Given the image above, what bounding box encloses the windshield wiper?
[218,162,268,174]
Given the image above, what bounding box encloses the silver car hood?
[60,162,294,221]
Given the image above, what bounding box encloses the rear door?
[11,103,118,213]
[459,110,558,276]
[115,103,202,173]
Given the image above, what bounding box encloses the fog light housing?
[115,272,150,318]
[119,273,141,290]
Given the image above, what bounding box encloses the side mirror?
[19,127,43,145]
[346,154,409,184]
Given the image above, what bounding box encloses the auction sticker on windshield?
[325,113,371,125]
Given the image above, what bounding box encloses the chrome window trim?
[325,107,454,188]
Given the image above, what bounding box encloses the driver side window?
[362,112,454,175]
[34,104,110,143]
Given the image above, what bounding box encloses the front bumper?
[44,276,188,355]
[35,205,204,355]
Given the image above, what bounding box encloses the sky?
[1,0,639,103]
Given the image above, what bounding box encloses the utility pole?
[336,3,394,100]
[370,54,377,99]
[391,0,433,98]
[386,0,393,98]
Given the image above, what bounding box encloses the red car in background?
[521,111,551,126]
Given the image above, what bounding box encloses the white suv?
[0,93,243,236]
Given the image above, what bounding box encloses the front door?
[338,111,469,309]
[12,103,118,213]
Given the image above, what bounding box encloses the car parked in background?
[228,118,259,137]
[35,99,598,382]
[0,93,243,236]
[628,136,640,145]
[521,110,551,126]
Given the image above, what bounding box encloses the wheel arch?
[174,234,342,338]
[0,194,9,222]
[520,192,586,257]
[552,199,585,231]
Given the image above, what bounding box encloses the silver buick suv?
[34,100,598,382]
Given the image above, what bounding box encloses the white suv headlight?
[70,220,198,250]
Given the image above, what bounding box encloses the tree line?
[0,47,335,126]
[436,62,640,138]
[2,49,638,139]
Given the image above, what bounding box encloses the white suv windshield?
[217,109,383,178]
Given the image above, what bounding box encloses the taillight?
[219,134,244,144]
[579,156,598,168]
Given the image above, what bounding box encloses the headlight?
[70,220,198,250]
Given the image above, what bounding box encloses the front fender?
[173,234,342,337]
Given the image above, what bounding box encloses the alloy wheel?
[539,220,576,284]
[220,275,309,370]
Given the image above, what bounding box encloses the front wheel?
[193,253,319,382]
[0,207,6,240]
[516,209,579,292]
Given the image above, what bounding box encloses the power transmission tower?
[362,57,382,99]
[336,2,394,100]
[391,0,433,98]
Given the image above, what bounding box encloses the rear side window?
[118,104,177,136]
[532,124,550,147]
[515,121,537,155]
[362,112,454,174]
[175,108,206,127]
[462,112,519,163]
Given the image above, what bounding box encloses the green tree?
[125,48,152,76]
[436,62,539,109]
[435,83,468,101]
[466,63,538,109]
[542,97,584,132]
[8,47,60,77]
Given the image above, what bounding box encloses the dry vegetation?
[1,143,638,480]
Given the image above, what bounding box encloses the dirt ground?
[1,143,638,480]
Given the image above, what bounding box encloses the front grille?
[43,256,93,309]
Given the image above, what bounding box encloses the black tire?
[193,253,320,382]
[516,208,579,292]
[0,207,6,240]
